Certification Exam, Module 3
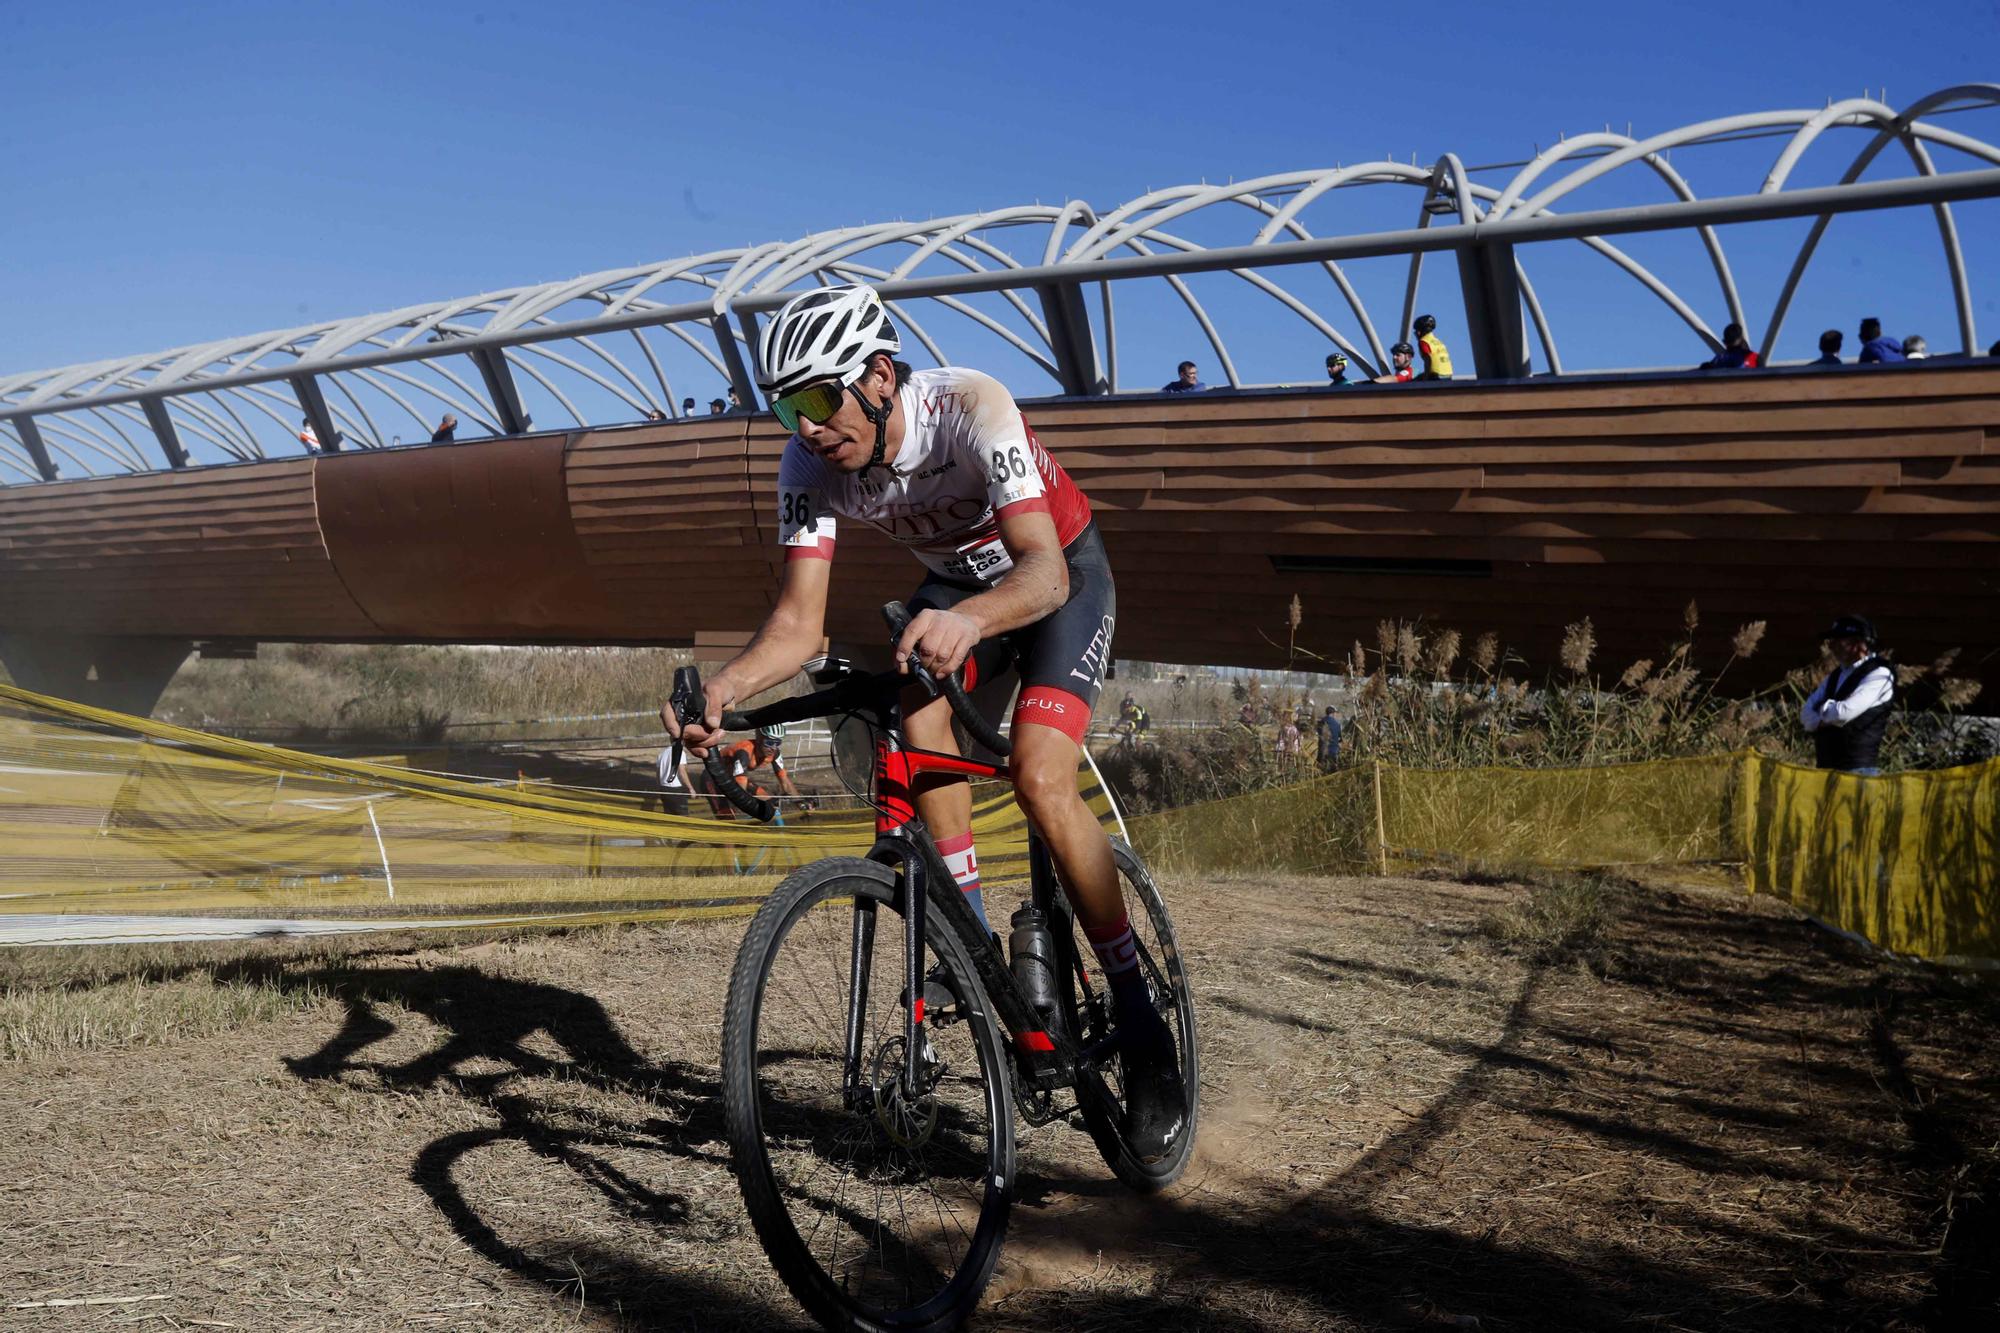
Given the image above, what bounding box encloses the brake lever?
[668,665,702,773]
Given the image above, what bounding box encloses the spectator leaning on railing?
[1858,317,1904,363]
[1813,329,1844,365]
[1800,614,1896,776]
[1374,342,1416,383]
[1413,314,1454,380]
[1163,361,1207,393]
[1901,334,1928,360]
[1699,323,1760,370]
[1324,351,1357,388]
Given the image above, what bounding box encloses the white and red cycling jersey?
[775,367,1091,587]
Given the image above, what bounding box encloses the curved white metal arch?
[5,85,1998,483]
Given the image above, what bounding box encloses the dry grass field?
[2,870,1995,1331]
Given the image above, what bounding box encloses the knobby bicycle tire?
[1055,839,1200,1192]
[721,855,1016,1332]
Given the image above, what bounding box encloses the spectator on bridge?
[1813,329,1844,365]
[431,414,458,443]
[708,397,729,415]
[727,387,747,413]
[1413,314,1454,380]
[1699,323,1760,370]
[1374,342,1416,383]
[1901,334,1929,360]
[644,408,667,422]
[298,417,344,451]
[681,396,697,416]
[1800,614,1896,776]
[1316,705,1343,772]
[1163,361,1207,393]
[1858,317,1904,363]
[1324,351,1357,388]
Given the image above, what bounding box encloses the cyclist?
[665,283,1185,1158]
[1374,341,1417,383]
[700,723,801,818]
[1413,314,1454,380]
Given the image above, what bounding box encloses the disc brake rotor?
[869,1034,942,1149]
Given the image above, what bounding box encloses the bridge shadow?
[995,882,1999,1331]
[226,875,1998,1332]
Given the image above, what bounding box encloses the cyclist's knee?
[903,690,958,750]
[1011,749,1083,821]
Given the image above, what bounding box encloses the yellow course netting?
[1126,750,2000,966]
[5,679,1993,965]
[0,683,1124,934]
[1734,755,2000,966]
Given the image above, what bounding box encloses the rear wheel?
[1052,839,1199,1191]
[722,855,1015,1331]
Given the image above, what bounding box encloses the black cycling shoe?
[1117,1014,1188,1163]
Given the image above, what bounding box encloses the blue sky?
[3,0,1996,410]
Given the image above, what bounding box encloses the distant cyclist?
[663,283,1186,1158]
[701,724,801,819]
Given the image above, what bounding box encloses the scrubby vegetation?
[152,642,691,743]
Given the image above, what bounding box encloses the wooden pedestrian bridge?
[3,361,1996,713]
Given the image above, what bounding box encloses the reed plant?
[1100,599,1989,814]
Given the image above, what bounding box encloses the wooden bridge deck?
[3,361,1996,700]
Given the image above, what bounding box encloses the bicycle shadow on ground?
[280,963,805,1331]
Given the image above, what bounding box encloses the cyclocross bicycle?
[670,602,1198,1332]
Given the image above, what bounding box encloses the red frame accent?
[873,736,1009,834]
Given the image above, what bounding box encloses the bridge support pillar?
[1455,240,1532,380]
[1036,283,1104,395]
[0,633,193,717]
[471,348,532,435]
[9,416,60,480]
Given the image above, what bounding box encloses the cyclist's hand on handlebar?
[895,608,980,679]
[661,678,739,755]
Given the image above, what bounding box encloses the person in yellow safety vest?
[1413,314,1454,380]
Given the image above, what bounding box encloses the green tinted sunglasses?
[772,380,847,432]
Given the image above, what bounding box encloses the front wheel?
[721,855,1015,1332]
[1054,839,1199,1191]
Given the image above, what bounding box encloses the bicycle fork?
[848,826,1079,1101]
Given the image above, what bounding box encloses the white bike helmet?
[757,285,900,398]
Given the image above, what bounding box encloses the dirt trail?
[2,872,1995,1331]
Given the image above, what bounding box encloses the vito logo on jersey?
[921,389,978,420]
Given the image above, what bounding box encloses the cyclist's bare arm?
[896,508,1069,677]
[667,555,832,752]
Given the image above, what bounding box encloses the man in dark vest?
[1799,614,1895,775]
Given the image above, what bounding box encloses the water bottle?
[1009,905,1058,1016]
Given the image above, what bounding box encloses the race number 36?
[988,446,1028,483]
